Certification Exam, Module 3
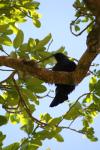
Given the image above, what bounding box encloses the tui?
[50,53,76,107]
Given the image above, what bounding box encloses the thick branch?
[84,0,100,24]
[74,48,97,83]
[0,56,74,84]
[0,25,100,85]
[0,49,98,85]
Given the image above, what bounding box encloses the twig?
[0,49,9,56]
[74,92,91,102]
[32,124,39,135]
[91,63,100,67]
[68,119,76,128]
[0,68,14,71]
[60,126,82,134]
[47,39,53,51]
[57,92,91,126]
[36,90,54,99]
[12,77,47,127]
[47,94,54,98]
[70,20,94,36]
[89,70,96,76]
[0,71,16,84]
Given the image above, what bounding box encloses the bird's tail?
[50,85,68,107]
[50,94,68,107]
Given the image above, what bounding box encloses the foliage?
[71,0,94,35]
[0,0,100,150]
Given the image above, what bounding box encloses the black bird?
[50,53,76,107]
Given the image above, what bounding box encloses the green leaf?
[21,119,34,134]
[87,102,100,112]
[0,3,8,9]
[0,95,4,104]
[95,80,100,96]
[64,102,82,120]
[19,115,28,126]
[22,89,39,105]
[34,129,57,141]
[0,45,3,51]
[40,113,52,122]
[0,36,12,46]
[32,85,47,93]
[83,119,89,128]
[0,115,8,126]
[96,70,100,78]
[75,19,81,24]
[0,24,13,35]
[32,139,42,147]
[23,2,36,9]
[74,25,80,31]
[33,19,41,28]
[48,117,62,126]
[0,24,8,33]
[89,76,97,91]
[9,114,20,125]
[83,94,93,103]
[82,17,89,23]
[9,25,18,34]
[27,144,39,150]
[3,142,19,150]
[54,133,64,142]
[56,46,66,53]
[93,95,100,105]
[26,77,43,88]
[25,77,47,93]
[29,104,35,112]
[52,46,66,56]
[35,33,52,50]
[3,90,19,106]
[83,127,98,142]
[13,30,24,49]
[27,38,36,51]
[0,131,6,147]
[18,43,28,53]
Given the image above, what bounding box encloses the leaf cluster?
[0,0,100,150]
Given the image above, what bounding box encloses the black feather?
[50,53,76,107]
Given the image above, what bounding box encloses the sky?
[0,0,100,150]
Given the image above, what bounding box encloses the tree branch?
[12,77,47,127]
[0,25,100,85]
[0,51,98,85]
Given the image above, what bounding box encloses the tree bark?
[0,24,100,85]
